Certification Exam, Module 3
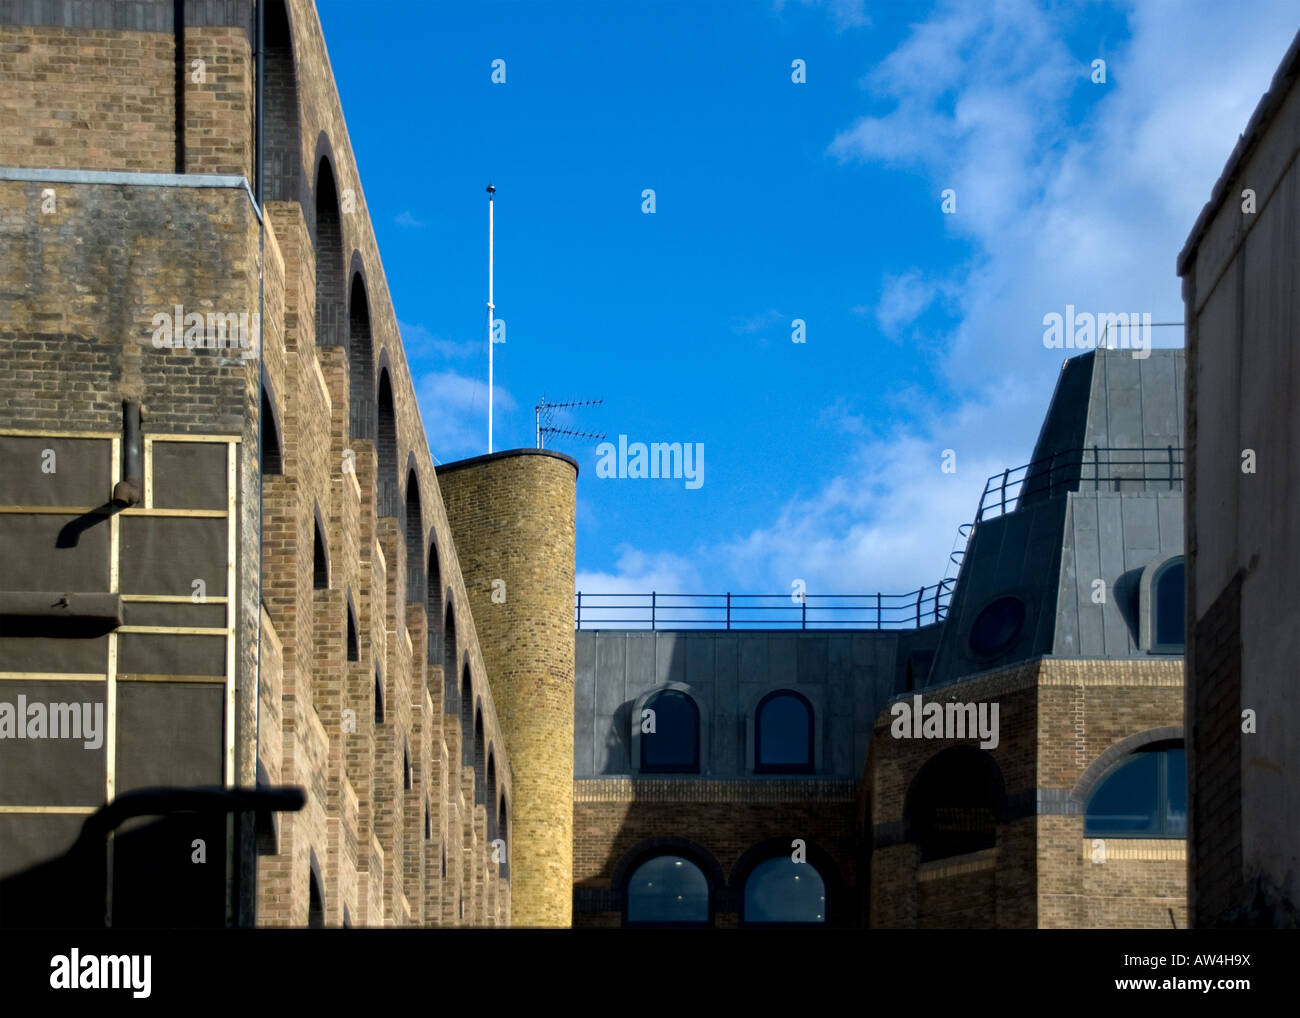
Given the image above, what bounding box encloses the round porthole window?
[969,596,1026,656]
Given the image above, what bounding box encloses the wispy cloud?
[773,0,870,32]
[730,308,787,336]
[576,545,703,595]
[394,210,425,228]
[593,1,1293,598]
[873,270,941,339]
[415,369,515,463]
[399,320,479,361]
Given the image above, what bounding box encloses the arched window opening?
[424,801,431,840]
[313,158,345,347]
[460,667,474,770]
[442,602,458,716]
[348,273,375,441]
[905,746,1005,863]
[755,690,814,773]
[640,689,700,774]
[1152,558,1186,652]
[307,873,324,928]
[427,543,443,665]
[1085,741,1186,838]
[405,468,424,602]
[260,384,282,475]
[742,856,826,924]
[373,670,384,725]
[262,1,301,203]
[345,599,358,662]
[626,854,709,925]
[486,753,498,841]
[403,741,412,791]
[473,707,486,803]
[376,368,398,518]
[312,516,328,590]
[497,795,509,880]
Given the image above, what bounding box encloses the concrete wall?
[574,627,941,781]
[1178,27,1300,926]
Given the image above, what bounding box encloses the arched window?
[755,690,814,773]
[405,468,424,602]
[626,855,709,925]
[313,158,344,348]
[312,514,328,590]
[1085,741,1186,838]
[376,367,398,518]
[486,752,498,841]
[460,666,474,769]
[497,794,509,880]
[348,272,375,441]
[262,1,301,203]
[307,872,324,928]
[1152,558,1186,652]
[640,689,699,774]
[427,542,443,665]
[424,801,431,840]
[373,670,384,725]
[403,741,412,791]
[260,383,282,475]
[742,856,826,924]
[905,746,1005,862]
[345,598,358,662]
[473,706,486,804]
[442,602,458,715]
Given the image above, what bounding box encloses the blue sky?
[316,0,1297,600]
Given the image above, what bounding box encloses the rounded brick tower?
[435,449,577,926]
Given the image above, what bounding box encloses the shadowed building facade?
[0,0,580,928]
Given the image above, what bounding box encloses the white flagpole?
[487,183,495,454]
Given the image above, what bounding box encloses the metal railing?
[574,583,954,631]
[976,445,1182,523]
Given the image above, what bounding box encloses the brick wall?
[0,0,514,927]
[572,777,857,927]
[865,658,1186,928]
[437,451,577,927]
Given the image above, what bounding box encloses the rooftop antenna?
[534,396,605,450]
[485,184,496,453]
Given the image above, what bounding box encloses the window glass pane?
[641,690,699,772]
[1163,747,1187,836]
[1086,751,1160,835]
[743,856,825,923]
[758,694,811,768]
[1155,562,1186,647]
[627,855,708,923]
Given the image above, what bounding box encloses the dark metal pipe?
[112,400,142,507]
[174,0,185,173]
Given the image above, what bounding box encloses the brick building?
[0,0,1203,931]
[0,0,575,929]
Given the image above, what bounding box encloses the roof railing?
[574,582,954,631]
[975,445,1182,523]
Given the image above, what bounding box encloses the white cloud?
[580,3,1294,602]
[773,0,870,31]
[730,308,787,335]
[692,1,1295,598]
[394,210,425,228]
[399,320,478,361]
[415,369,515,463]
[875,270,939,337]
